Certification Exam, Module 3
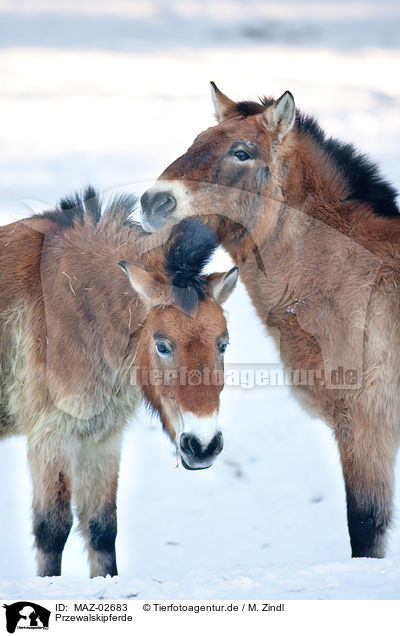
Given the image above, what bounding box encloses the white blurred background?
[1,0,400,599]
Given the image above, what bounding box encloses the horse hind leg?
[335,410,398,558]
[28,441,73,576]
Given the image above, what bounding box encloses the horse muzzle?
[140,187,177,232]
[179,431,224,470]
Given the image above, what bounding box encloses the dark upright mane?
[235,99,271,117]
[34,186,138,230]
[166,218,217,312]
[234,97,399,219]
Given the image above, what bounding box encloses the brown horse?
[140,84,400,559]
[0,186,237,577]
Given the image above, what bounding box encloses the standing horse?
[140,84,400,559]
[0,187,238,577]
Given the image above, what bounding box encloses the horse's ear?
[119,261,166,308]
[207,267,239,304]
[210,82,237,123]
[261,91,296,140]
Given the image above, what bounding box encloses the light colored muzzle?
[178,412,223,470]
[140,181,191,232]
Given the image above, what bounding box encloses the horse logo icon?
[3,602,50,633]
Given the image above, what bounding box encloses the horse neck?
[283,133,352,229]
[284,132,400,255]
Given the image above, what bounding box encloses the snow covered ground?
[1,0,400,600]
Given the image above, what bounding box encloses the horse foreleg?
[72,433,122,578]
[335,415,397,558]
[28,441,73,576]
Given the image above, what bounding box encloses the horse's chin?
[139,210,157,233]
[180,457,213,471]
[139,208,179,233]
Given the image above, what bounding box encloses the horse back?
[0,217,55,312]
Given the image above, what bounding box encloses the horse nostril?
[180,433,202,458]
[141,190,176,219]
[206,432,224,457]
[153,192,176,217]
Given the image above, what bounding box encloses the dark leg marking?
[33,472,72,576]
[88,503,118,577]
[33,471,72,577]
[345,487,391,558]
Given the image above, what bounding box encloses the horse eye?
[218,342,228,355]
[156,342,172,357]
[234,150,251,161]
